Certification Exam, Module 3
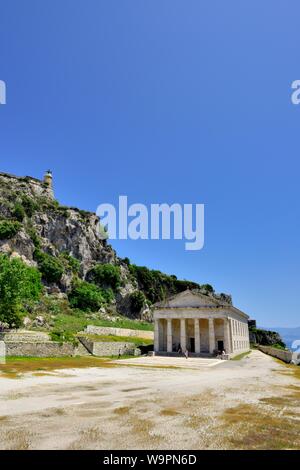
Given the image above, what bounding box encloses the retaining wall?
[4,342,75,357]
[85,325,154,340]
[258,345,292,363]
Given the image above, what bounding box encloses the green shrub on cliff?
[60,252,80,274]
[130,291,146,314]
[128,264,201,303]
[0,254,42,327]
[68,280,106,311]
[88,263,121,290]
[0,220,22,240]
[34,249,64,283]
[13,202,25,222]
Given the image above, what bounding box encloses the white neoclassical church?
[153,289,250,358]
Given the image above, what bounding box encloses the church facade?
[153,290,250,358]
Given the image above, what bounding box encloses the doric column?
[208,318,215,354]
[154,319,160,352]
[223,318,231,353]
[167,318,173,353]
[194,318,201,354]
[180,319,186,351]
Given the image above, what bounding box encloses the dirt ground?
[0,350,299,450]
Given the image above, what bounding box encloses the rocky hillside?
[0,171,230,325]
[249,326,286,349]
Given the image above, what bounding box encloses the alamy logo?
[96,196,205,251]
[0,80,6,105]
[291,80,300,105]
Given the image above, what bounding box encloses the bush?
[0,220,22,240]
[0,254,42,327]
[27,227,41,248]
[21,195,38,217]
[68,281,106,311]
[129,264,201,303]
[88,263,121,290]
[34,250,64,283]
[130,291,146,314]
[60,252,80,273]
[201,284,214,293]
[13,203,25,222]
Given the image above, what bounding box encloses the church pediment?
[155,289,221,309]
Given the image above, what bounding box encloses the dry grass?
[221,400,300,449]
[113,406,131,415]
[0,357,114,378]
[159,408,180,417]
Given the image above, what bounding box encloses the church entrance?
[190,338,195,353]
[217,340,224,351]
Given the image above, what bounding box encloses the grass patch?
[231,351,251,361]
[0,356,114,378]
[79,333,153,346]
[113,406,131,415]
[221,400,300,449]
[160,408,180,417]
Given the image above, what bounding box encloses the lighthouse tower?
[44,170,53,189]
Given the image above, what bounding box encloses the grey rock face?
[0,171,143,318]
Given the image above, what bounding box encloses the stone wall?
[85,325,154,340]
[0,330,50,342]
[4,342,75,357]
[79,336,139,357]
[258,345,292,363]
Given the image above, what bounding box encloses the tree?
[0,254,42,327]
[68,280,106,311]
[34,250,64,283]
[88,263,121,290]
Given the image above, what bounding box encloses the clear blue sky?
[0,1,299,327]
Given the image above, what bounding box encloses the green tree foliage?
[0,254,42,327]
[60,252,80,274]
[13,203,25,222]
[88,263,121,290]
[21,195,38,217]
[68,280,107,311]
[250,327,286,348]
[201,284,214,293]
[130,291,146,314]
[0,220,22,240]
[34,250,64,283]
[128,264,201,303]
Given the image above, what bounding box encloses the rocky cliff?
[0,171,230,323]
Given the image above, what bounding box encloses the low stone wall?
[4,342,75,357]
[78,336,139,357]
[0,330,50,342]
[258,345,292,363]
[85,325,154,340]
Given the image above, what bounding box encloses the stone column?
[180,319,186,352]
[223,318,231,354]
[194,318,201,354]
[208,318,215,354]
[154,319,159,352]
[167,318,173,353]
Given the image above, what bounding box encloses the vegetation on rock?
[0,220,22,240]
[0,255,42,327]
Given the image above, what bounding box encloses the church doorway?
[190,338,195,353]
[217,340,224,351]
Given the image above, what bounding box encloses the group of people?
[175,343,227,359]
[176,344,189,359]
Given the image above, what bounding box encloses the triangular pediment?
[155,289,221,308]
